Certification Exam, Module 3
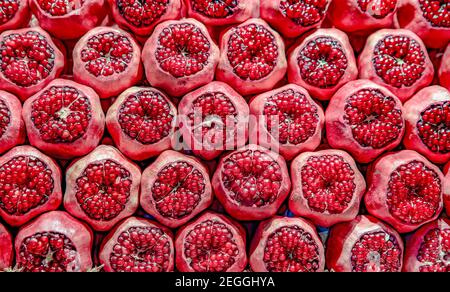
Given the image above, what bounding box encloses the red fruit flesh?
[64,145,141,232]
[212,144,291,221]
[0,27,65,101]
[140,150,213,228]
[365,150,444,233]
[289,149,366,227]
[0,90,25,155]
[15,211,93,272]
[142,18,219,97]
[178,81,249,160]
[0,0,30,33]
[106,87,177,161]
[403,86,450,164]
[73,26,143,99]
[29,0,107,40]
[216,18,287,96]
[288,28,358,101]
[358,29,434,102]
[0,222,13,270]
[249,216,325,272]
[99,217,175,272]
[175,211,247,272]
[326,80,405,163]
[260,0,331,38]
[326,215,404,272]
[439,44,450,90]
[23,79,105,160]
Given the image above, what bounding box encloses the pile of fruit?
[0,0,449,273]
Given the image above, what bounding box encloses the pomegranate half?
[0,0,30,33]
[0,90,25,155]
[0,222,13,270]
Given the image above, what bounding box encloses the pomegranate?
[15,211,93,272]
[0,27,65,101]
[140,150,213,228]
[177,81,249,160]
[29,0,108,40]
[142,18,219,97]
[0,90,25,155]
[358,29,434,102]
[211,144,291,221]
[439,44,450,91]
[175,211,247,272]
[64,145,141,232]
[249,84,324,161]
[0,222,13,270]
[108,0,181,37]
[326,215,404,272]
[289,149,366,227]
[260,0,331,38]
[99,216,175,272]
[22,79,105,160]
[445,163,450,216]
[106,87,177,161]
[73,26,143,99]
[287,28,358,101]
[365,150,444,233]
[249,216,325,272]
[216,18,287,96]
[326,80,405,164]
[403,86,450,164]
[0,0,30,32]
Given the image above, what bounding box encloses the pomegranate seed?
[419,0,450,27]
[417,101,450,153]
[117,0,169,27]
[36,0,83,16]
[0,0,20,24]
[280,0,329,26]
[357,0,397,18]
[0,99,11,138]
[417,227,450,272]
[190,0,238,18]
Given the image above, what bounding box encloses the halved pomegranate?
[439,44,450,90]
[177,81,249,160]
[64,145,141,232]
[29,0,108,40]
[216,18,287,96]
[326,80,405,164]
[99,216,175,272]
[140,150,213,228]
[403,86,450,164]
[0,90,25,155]
[260,0,331,38]
[0,27,65,101]
[287,28,358,101]
[445,163,450,216]
[212,144,291,221]
[0,222,13,270]
[22,79,105,160]
[326,215,404,272]
[106,87,177,161]
[142,18,219,97]
[0,0,30,32]
[249,216,325,272]
[15,211,93,272]
[175,211,247,272]
[289,149,366,227]
[249,84,324,161]
[73,26,143,99]
[358,29,434,102]
[108,0,181,37]
[365,150,444,233]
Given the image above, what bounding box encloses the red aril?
[439,44,450,90]
[0,0,30,33]
[0,90,25,155]
[0,222,13,271]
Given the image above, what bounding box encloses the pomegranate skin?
[439,45,450,91]
[445,164,450,216]
[0,222,13,270]
[140,150,213,228]
[249,216,325,272]
[289,150,366,227]
[99,216,175,272]
[0,90,25,155]
[403,86,450,164]
[23,79,105,160]
[0,0,31,33]
[14,211,94,272]
[326,215,404,272]
[64,145,141,232]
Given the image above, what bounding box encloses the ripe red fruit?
[212,144,291,221]
[23,79,105,160]
[445,163,450,216]
[288,28,358,101]
[358,29,434,102]
[0,222,13,271]
[73,26,143,99]
[249,216,325,272]
[289,149,366,227]
[0,90,25,155]
[64,145,141,232]
[142,18,219,97]
[216,18,287,96]
[175,211,247,272]
[439,44,450,91]
[99,217,175,272]
[326,215,404,272]
[106,87,177,161]
[0,0,31,33]
[365,150,444,233]
[326,79,405,163]
[14,211,93,272]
